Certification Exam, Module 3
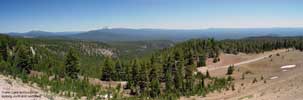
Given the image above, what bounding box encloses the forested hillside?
[19,38,114,56]
[98,36,303,99]
[108,40,174,58]
[0,34,303,99]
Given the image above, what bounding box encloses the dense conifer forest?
[0,34,303,99]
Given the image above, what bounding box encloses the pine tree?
[185,64,195,95]
[150,54,163,81]
[174,57,185,95]
[149,58,161,97]
[186,50,195,65]
[101,57,115,81]
[15,45,32,74]
[171,50,187,95]
[64,48,80,79]
[138,62,149,95]
[130,59,140,95]
[213,57,220,63]
[0,35,15,62]
[150,78,160,98]
[164,64,174,93]
[196,73,205,96]
[226,65,234,75]
[132,59,140,84]
[198,55,206,67]
[114,60,123,81]
[125,62,133,89]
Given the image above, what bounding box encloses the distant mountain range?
[8,30,81,38]
[5,28,303,41]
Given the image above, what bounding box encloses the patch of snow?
[98,94,112,99]
[270,76,279,80]
[281,65,296,69]
[30,46,36,56]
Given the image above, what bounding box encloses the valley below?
[1,34,303,100]
[2,49,303,100]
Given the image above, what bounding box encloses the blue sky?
[0,0,302,32]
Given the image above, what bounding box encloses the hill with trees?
[0,34,303,99]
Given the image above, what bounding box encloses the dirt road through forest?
[197,49,288,73]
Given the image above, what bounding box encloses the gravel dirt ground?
[0,75,68,100]
[183,49,303,100]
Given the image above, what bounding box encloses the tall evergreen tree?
[0,35,15,62]
[185,64,195,95]
[149,56,161,97]
[125,62,133,89]
[64,48,80,79]
[101,57,115,81]
[138,62,149,95]
[198,55,206,67]
[196,73,206,96]
[130,59,140,95]
[114,59,123,81]
[174,56,185,94]
[15,45,33,74]
[164,65,174,93]
[226,65,234,75]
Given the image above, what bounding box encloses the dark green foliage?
[132,59,140,84]
[65,49,80,79]
[0,34,15,61]
[198,55,206,67]
[213,57,220,63]
[130,59,140,95]
[138,62,149,95]
[108,40,174,59]
[252,78,258,83]
[196,73,206,96]
[150,79,161,98]
[114,60,123,81]
[29,74,104,99]
[101,57,115,81]
[260,75,264,80]
[2,34,303,99]
[264,80,267,84]
[149,56,161,97]
[16,38,111,79]
[226,65,235,75]
[164,66,174,93]
[276,53,280,56]
[0,36,105,99]
[174,59,185,95]
[15,45,33,74]
[206,77,233,93]
[221,37,303,54]
[185,65,195,95]
[227,76,234,81]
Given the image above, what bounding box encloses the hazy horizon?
[4,27,303,34]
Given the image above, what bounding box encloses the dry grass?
[186,49,303,100]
